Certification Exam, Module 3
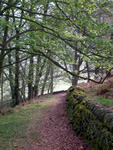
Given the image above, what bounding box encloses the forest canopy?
[0,0,113,105]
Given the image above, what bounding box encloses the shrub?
[96,82,112,95]
[0,106,12,115]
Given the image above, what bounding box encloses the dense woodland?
[0,0,113,106]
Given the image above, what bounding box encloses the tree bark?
[72,47,78,85]
[1,73,3,101]
[95,67,100,79]
[28,56,34,100]
[8,52,15,101]
[72,41,83,86]
[14,30,20,105]
[41,65,50,95]
[50,67,53,94]
[86,61,90,82]
[0,5,10,80]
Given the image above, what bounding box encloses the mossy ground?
[0,95,54,150]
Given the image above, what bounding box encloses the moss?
[66,86,113,149]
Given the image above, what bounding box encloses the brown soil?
[36,93,91,150]
[17,93,91,150]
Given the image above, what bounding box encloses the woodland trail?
[18,93,91,150]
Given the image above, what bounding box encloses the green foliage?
[0,0,113,104]
[93,96,113,106]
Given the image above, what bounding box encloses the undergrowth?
[0,95,55,150]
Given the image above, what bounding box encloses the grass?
[88,84,113,107]
[0,95,55,150]
[88,89,98,94]
[39,95,54,100]
[93,96,113,106]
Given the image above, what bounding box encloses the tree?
[0,0,113,105]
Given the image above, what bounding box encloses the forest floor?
[0,93,91,150]
[80,76,113,109]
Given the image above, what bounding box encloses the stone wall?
[66,86,113,150]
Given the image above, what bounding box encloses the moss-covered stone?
[66,86,113,150]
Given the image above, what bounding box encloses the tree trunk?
[21,63,27,102]
[28,57,34,100]
[72,43,83,85]
[72,76,78,85]
[72,47,78,85]
[95,67,100,79]
[50,67,53,94]
[33,56,40,97]
[41,66,50,95]
[34,57,46,97]
[1,73,3,101]
[8,53,15,102]
[0,5,10,80]
[86,61,90,82]
[14,30,20,105]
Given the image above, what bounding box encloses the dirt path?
[36,93,91,150]
[17,93,91,150]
